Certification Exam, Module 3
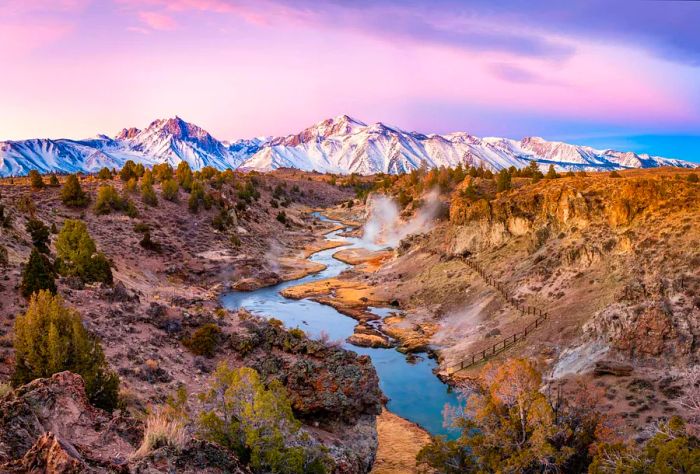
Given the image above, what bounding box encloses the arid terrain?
[0,166,698,473]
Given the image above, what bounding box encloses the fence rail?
[446,258,549,373]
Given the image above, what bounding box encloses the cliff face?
[446,171,699,368]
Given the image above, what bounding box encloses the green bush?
[125,177,138,193]
[152,163,174,183]
[198,364,332,474]
[183,323,221,357]
[28,170,44,189]
[12,290,120,411]
[48,174,60,187]
[176,162,193,192]
[687,173,699,183]
[60,174,89,207]
[20,248,56,297]
[496,169,511,192]
[94,185,125,215]
[120,160,138,182]
[276,211,287,224]
[188,180,206,213]
[141,172,158,207]
[56,219,112,284]
[161,179,179,201]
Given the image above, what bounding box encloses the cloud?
[488,63,555,84]
[138,10,177,30]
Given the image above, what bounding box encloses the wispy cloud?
[138,10,177,30]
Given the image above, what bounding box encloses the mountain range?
[0,115,696,177]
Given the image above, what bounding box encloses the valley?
[0,163,698,473]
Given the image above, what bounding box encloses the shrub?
[0,203,12,228]
[188,180,206,213]
[0,244,8,266]
[28,170,44,189]
[120,160,138,182]
[230,234,241,247]
[17,195,36,215]
[48,174,60,187]
[276,211,287,224]
[688,173,699,183]
[133,222,150,233]
[141,172,158,207]
[152,163,174,183]
[56,219,112,284]
[125,177,138,193]
[20,248,56,297]
[0,382,11,397]
[161,179,179,201]
[139,231,161,252]
[94,185,124,215]
[133,409,187,458]
[97,167,112,180]
[25,218,51,253]
[12,290,120,410]
[609,170,622,178]
[183,323,221,357]
[212,208,233,231]
[176,162,193,192]
[198,364,332,473]
[545,164,559,179]
[61,174,88,207]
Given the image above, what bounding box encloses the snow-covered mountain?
[0,115,695,177]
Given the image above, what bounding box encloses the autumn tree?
[48,174,60,187]
[28,170,44,189]
[545,164,559,179]
[60,174,88,207]
[198,363,332,473]
[11,290,120,410]
[20,248,56,297]
[55,219,112,284]
[417,358,613,473]
[97,167,112,180]
[120,160,138,182]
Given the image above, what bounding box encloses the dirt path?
[371,409,433,474]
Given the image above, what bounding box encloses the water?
[221,213,459,437]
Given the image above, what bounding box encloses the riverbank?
[371,409,433,474]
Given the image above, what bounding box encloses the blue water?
[221,213,459,437]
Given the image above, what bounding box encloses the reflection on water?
[221,212,459,437]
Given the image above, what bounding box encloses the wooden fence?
[446,258,549,373]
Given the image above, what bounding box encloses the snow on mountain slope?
[0,115,696,177]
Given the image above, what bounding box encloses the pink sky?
[1,0,699,160]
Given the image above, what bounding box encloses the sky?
[1,0,699,162]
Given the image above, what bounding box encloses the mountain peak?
[313,114,367,136]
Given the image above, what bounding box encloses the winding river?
[221,212,459,437]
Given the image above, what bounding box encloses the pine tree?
[97,167,112,180]
[12,290,120,411]
[56,219,112,284]
[48,174,60,187]
[60,174,88,207]
[496,169,511,192]
[176,162,193,192]
[20,248,56,297]
[28,170,44,189]
[161,179,179,201]
[545,164,559,179]
[25,218,51,253]
[120,160,138,182]
[141,170,158,206]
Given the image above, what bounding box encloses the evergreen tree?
[545,164,559,179]
[60,174,89,207]
[97,167,112,180]
[48,174,60,187]
[120,160,138,182]
[28,170,44,189]
[12,290,120,411]
[20,248,56,297]
[56,219,112,284]
[94,185,124,215]
[496,169,511,192]
[25,218,51,253]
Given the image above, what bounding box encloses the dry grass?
[132,410,187,458]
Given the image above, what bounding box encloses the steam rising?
[362,190,442,247]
